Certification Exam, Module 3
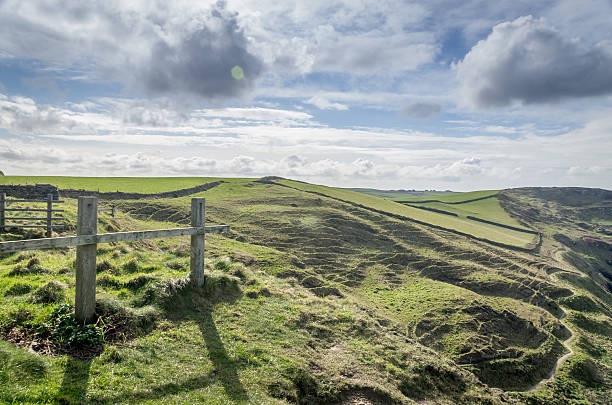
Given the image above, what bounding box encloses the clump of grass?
[13,251,36,263]
[165,258,187,271]
[4,282,33,296]
[30,281,66,304]
[8,257,51,276]
[97,274,123,289]
[95,297,158,340]
[123,258,140,273]
[96,259,116,274]
[100,345,123,364]
[124,275,157,290]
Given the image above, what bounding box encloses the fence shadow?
[86,279,249,404]
[197,310,249,403]
[57,357,92,404]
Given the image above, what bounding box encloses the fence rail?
[0,193,65,237]
[0,196,229,323]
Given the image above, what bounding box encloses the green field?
[395,190,499,203]
[0,176,237,193]
[406,198,524,228]
[345,188,456,200]
[277,180,536,248]
[0,177,610,404]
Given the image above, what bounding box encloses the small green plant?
[45,304,104,346]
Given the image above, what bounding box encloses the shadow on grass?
[198,310,249,402]
[56,357,92,404]
[86,276,249,404]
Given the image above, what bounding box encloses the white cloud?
[456,15,612,108]
[305,96,349,111]
[0,1,264,100]
[1,93,610,189]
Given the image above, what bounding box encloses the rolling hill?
[0,176,610,404]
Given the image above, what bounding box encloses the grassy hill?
[0,177,610,404]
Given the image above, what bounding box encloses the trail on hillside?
[525,305,575,392]
[525,251,577,392]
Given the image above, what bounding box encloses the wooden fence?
[0,193,65,237]
[0,197,229,323]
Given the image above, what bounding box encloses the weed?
[44,304,104,346]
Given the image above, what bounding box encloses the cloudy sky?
[0,0,611,190]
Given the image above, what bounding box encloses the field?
[0,176,233,193]
[0,177,610,404]
[395,190,499,203]
[344,188,456,200]
[275,179,537,248]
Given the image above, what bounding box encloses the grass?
[0,176,248,193]
[345,188,456,200]
[405,198,525,228]
[0,176,610,403]
[394,190,499,203]
[276,179,536,248]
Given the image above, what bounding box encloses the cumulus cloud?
[143,3,263,99]
[0,0,264,100]
[401,102,442,119]
[456,15,612,108]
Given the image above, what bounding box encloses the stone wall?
[60,180,224,200]
[0,184,60,200]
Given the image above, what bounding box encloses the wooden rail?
[0,196,229,323]
[0,193,64,237]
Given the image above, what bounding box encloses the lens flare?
[231,65,244,80]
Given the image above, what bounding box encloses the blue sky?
[0,0,611,190]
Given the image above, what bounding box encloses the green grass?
[408,198,524,228]
[276,180,536,248]
[0,176,249,193]
[345,188,456,200]
[0,177,610,403]
[395,190,500,203]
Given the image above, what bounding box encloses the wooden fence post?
[75,196,98,323]
[190,198,205,287]
[46,193,53,238]
[0,193,5,233]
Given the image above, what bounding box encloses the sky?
[0,0,611,191]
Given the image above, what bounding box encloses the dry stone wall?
[0,184,59,200]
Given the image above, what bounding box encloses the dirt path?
[526,306,575,392]
[525,250,576,392]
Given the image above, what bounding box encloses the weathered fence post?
[75,196,97,323]
[46,193,53,238]
[0,193,5,233]
[190,198,205,287]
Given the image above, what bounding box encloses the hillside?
[0,177,610,404]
